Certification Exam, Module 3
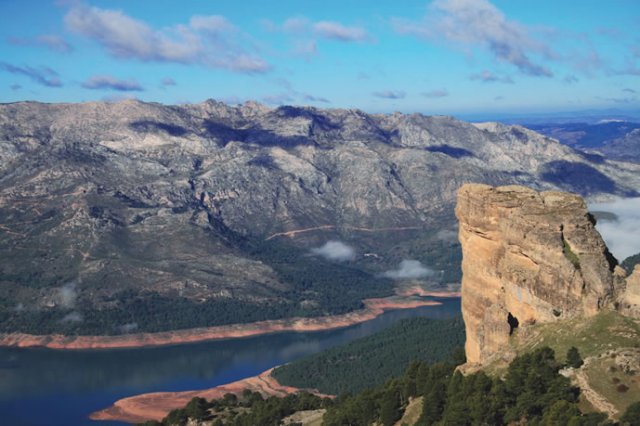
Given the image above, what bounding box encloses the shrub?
[616,384,629,393]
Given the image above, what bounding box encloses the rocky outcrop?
[619,265,640,318]
[456,184,619,366]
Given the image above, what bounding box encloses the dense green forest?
[0,236,396,335]
[149,346,640,425]
[272,317,465,394]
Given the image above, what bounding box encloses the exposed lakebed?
[0,298,460,425]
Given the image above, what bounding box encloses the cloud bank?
[8,34,73,53]
[82,75,143,91]
[0,62,62,87]
[64,4,269,73]
[392,0,553,77]
[311,241,356,262]
[590,197,640,261]
[384,260,434,280]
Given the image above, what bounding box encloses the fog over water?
[589,197,640,261]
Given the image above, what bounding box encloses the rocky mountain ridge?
[2,99,640,335]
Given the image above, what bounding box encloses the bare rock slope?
[456,184,639,367]
[2,99,640,336]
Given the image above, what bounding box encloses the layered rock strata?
[456,184,618,366]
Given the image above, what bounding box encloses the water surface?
[0,298,460,425]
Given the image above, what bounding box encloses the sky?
[0,0,639,115]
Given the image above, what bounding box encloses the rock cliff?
[455,184,631,366]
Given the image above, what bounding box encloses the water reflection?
[0,298,460,425]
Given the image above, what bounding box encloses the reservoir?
[0,297,460,425]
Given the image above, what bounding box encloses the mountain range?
[2,99,640,336]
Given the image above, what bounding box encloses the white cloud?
[436,228,458,243]
[269,16,372,43]
[64,4,269,73]
[384,260,435,280]
[119,322,138,333]
[590,197,640,261]
[373,90,406,99]
[60,311,83,323]
[82,75,143,91]
[8,34,73,53]
[0,62,62,87]
[189,15,235,33]
[58,282,77,308]
[312,21,371,42]
[311,241,356,262]
[392,0,553,77]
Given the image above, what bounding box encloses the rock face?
[3,99,640,335]
[456,184,618,366]
[619,266,640,318]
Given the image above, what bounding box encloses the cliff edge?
[455,184,637,367]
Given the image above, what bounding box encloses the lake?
[0,297,460,425]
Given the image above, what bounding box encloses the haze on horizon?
[0,0,638,116]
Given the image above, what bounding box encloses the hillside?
[272,317,465,395]
[2,100,640,336]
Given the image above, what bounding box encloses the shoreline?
[90,368,334,424]
[0,291,459,351]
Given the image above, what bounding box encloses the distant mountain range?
[2,99,640,336]
[526,121,640,163]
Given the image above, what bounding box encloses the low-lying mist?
[310,240,356,262]
[590,197,640,261]
[384,260,435,280]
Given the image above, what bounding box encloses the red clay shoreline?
[90,368,333,424]
[0,292,460,350]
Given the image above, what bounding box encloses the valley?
[2,100,640,340]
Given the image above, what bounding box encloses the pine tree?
[566,347,584,368]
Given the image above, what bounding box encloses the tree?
[620,401,640,426]
[566,347,584,369]
[184,397,208,420]
[379,390,402,426]
[542,400,581,425]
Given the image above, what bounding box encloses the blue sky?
[0,0,638,115]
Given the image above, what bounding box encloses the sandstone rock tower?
[455,184,617,366]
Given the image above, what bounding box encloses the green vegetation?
[141,390,331,426]
[563,238,581,269]
[516,310,640,362]
[620,402,640,426]
[567,346,585,368]
[272,317,465,395]
[621,252,640,273]
[583,356,640,417]
[0,235,396,335]
[323,347,612,425]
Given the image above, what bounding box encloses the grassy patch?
[398,396,423,426]
[584,357,640,417]
[515,309,640,361]
[563,238,581,269]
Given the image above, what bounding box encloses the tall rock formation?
[455,184,618,366]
